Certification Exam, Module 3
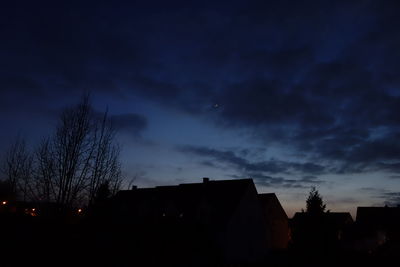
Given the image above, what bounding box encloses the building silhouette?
[103,178,289,265]
[351,206,400,251]
[259,193,290,249]
[290,211,353,252]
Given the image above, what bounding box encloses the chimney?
[131,185,137,190]
[203,177,210,183]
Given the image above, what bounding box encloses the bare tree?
[86,110,122,206]
[0,138,34,201]
[1,95,123,209]
[36,95,123,208]
[52,95,94,207]
[34,138,57,203]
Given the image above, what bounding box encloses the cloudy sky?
[1,0,400,217]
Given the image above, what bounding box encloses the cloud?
[179,145,326,188]
[300,175,324,184]
[334,197,358,204]
[230,173,311,189]
[381,192,400,206]
[3,0,400,182]
[179,145,326,175]
[359,187,400,207]
[110,113,147,136]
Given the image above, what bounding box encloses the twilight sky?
[1,0,400,217]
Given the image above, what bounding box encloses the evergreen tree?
[306,187,326,214]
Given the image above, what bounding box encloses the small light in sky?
[214,104,219,108]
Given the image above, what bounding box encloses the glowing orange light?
[78,208,82,213]
[32,208,36,212]
[2,201,7,205]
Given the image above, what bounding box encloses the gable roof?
[112,179,256,229]
[292,211,353,226]
[356,206,400,227]
[326,212,354,225]
[258,193,288,220]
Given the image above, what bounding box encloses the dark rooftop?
[113,179,257,229]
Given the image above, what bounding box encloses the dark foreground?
[1,214,398,267]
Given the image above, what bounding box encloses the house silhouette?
[259,193,290,249]
[104,178,288,265]
[290,211,353,251]
[355,206,400,248]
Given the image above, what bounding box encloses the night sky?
[1,0,400,217]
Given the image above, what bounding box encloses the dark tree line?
[0,95,123,209]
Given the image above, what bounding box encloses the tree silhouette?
[0,95,123,209]
[89,180,112,217]
[0,180,15,201]
[1,138,33,201]
[306,186,326,214]
[93,181,111,205]
[35,95,123,208]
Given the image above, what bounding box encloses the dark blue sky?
[1,0,400,216]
